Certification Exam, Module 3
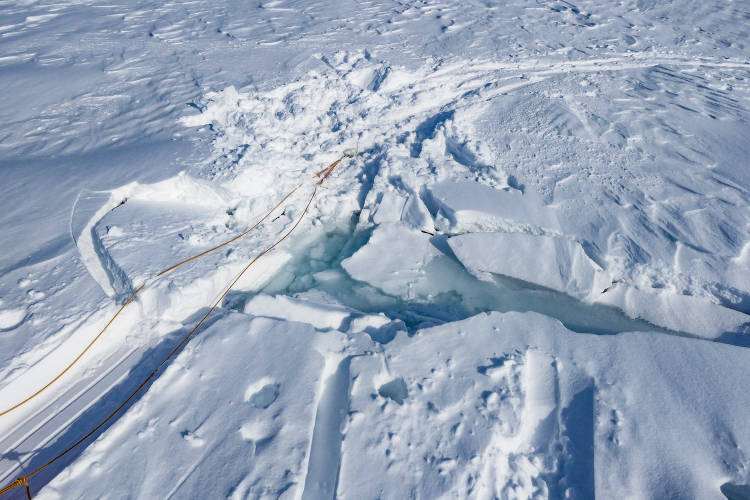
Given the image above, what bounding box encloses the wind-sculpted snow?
[36,312,750,499]
[1,0,750,498]
[40,314,369,499]
[338,313,750,499]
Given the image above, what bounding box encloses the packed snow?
[1,0,749,499]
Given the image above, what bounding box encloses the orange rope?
[0,186,319,498]
[0,164,321,417]
[156,184,302,277]
[0,478,23,496]
[0,285,144,418]
[0,477,30,499]
[0,151,352,497]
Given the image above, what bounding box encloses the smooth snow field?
[1,0,749,499]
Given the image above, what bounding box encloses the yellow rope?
[0,169,311,417]
[0,478,23,496]
[0,285,144,417]
[0,477,30,499]
[156,184,302,277]
[0,151,352,497]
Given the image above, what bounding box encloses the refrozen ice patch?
[377,377,408,405]
[246,378,280,410]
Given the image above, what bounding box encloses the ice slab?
[449,231,604,299]
[338,311,750,499]
[342,223,442,298]
[597,283,750,339]
[448,231,749,338]
[244,293,351,330]
[425,180,558,234]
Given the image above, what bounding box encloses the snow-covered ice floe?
[39,311,750,499]
[2,0,750,498]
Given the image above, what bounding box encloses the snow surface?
[1,0,750,498]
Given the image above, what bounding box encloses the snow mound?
[0,308,26,331]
